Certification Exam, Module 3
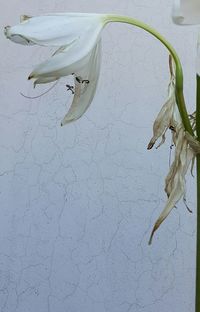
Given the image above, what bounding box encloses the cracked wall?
[0,1,197,311]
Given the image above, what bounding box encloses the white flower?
[172,0,200,25]
[172,2,200,78]
[4,13,106,124]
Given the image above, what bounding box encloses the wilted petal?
[149,130,194,244]
[185,131,200,154]
[20,15,32,23]
[61,40,101,125]
[147,79,175,149]
[165,128,185,196]
[172,0,200,24]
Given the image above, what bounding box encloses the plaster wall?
[0,1,197,311]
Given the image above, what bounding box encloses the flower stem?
[105,14,194,136]
[196,74,200,312]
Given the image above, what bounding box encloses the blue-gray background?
[0,1,197,311]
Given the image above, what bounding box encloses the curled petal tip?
[4,25,11,37]
[147,142,154,150]
[148,222,159,245]
[148,233,154,245]
[20,15,32,23]
[28,74,34,80]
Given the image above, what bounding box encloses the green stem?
[104,14,194,136]
[196,74,200,312]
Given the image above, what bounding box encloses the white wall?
[0,1,197,311]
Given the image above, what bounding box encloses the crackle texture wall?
[0,1,198,312]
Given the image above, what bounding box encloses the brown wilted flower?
[148,61,197,244]
[147,76,176,150]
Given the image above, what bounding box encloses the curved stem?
[104,14,194,136]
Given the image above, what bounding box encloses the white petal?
[4,26,35,45]
[5,13,106,46]
[28,39,94,79]
[61,40,101,125]
[33,76,59,87]
[172,0,200,24]
[172,0,185,24]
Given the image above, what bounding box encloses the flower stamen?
[66,84,75,94]
[20,80,58,99]
[75,76,90,84]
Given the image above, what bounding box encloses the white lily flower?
[4,13,106,124]
[172,0,200,25]
[5,13,105,78]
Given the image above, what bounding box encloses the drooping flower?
[172,0,200,25]
[148,60,197,244]
[149,122,195,244]
[4,13,106,124]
